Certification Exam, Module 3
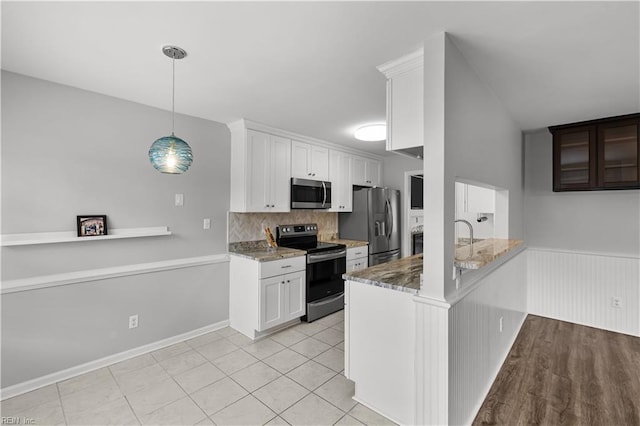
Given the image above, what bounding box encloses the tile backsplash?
[228,211,338,243]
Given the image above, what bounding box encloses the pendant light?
[149,46,193,174]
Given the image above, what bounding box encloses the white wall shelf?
[0,226,171,247]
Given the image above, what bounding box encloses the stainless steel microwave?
[291,178,331,209]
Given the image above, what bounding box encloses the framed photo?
[77,215,108,237]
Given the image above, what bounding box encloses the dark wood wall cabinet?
[550,113,640,191]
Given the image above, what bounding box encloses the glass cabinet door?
[598,120,639,187]
[553,126,596,191]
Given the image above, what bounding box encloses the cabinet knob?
[265,204,269,207]
[281,281,285,285]
[287,280,291,283]
[308,173,312,176]
[312,173,316,176]
[271,204,275,208]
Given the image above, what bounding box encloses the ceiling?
[2,2,638,155]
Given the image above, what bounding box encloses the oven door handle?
[307,249,347,264]
[308,292,344,307]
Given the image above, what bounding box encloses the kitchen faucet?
[454,219,474,260]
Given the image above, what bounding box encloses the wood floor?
[473,315,640,426]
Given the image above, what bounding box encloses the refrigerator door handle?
[385,199,393,240]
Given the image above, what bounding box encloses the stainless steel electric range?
[276,223,346,322]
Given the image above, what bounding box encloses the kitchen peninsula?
[342,238,523,425]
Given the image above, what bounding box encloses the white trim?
[0,320,230,401]
[1,254,230,294]
[227,118,384,161]
[377,48,424,77]
[1,226,172,246]
[352,396,405,426]
[527,246,640,259]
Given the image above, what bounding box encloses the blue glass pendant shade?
[149,134,193,174]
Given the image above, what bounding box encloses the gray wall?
[524,129,640,255]
[422,34,524,298]
[381,153,423,193]
[1,72,231,387]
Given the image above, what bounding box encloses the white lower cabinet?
[230,255,306,339]
[259,270,305,331]
[346,246,368,272]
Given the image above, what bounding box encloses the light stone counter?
[324,238,368,248]
[454,238,523,269]
[343,254,422,294]
[228,241,305,262]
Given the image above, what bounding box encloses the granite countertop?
[343,254,422,294]
[324,238,368,248]
[454,238,523,269]
[228,241,305,262]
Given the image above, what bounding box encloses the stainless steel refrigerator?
[339,187,401,266]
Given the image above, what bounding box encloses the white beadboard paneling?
[527,248,640,336]
[414,250,527,426]
[449,252,527,425]
[414,298,449,426]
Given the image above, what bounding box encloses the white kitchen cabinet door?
[291,141,311,179]
[291,140,329,181]
[386,65,424,151]
[247,130,272,212]
[283,270,305,320]
[270,135,292,212]
[347,259,368,272]
[351,156,368,186]
[310,145,329,181]
[347,247,368,272]
[366,159,382,187]
[259,275,284,331]
[466,184,495,213]
[455,182,495,214]
[329,150,353,212]
[352,155,381,187]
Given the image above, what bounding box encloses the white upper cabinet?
[329,150,352,212]
[291,140,329,181]
[229,121,291,212]
[455,182,495,214]
[377,49,424,153]
[352,155,382,187]
[230,119,383,212]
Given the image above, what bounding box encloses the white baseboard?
[0,319,230,401]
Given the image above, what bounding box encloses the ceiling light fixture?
[149,46,193,174]
[354,124,386,142]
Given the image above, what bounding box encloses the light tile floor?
[1,311,396,426]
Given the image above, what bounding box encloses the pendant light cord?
[171,55,175,136]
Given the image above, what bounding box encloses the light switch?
[203,218,211,230]
[175,193,184,207]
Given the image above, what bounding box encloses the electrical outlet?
[129,314,139,329]
[203,218,211,229]
[499,316,504,333]
[612,297,623,309]
[175,193,184,207]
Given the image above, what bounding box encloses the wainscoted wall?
[528,248,640,336]
[228,211,338,243]
[415,251,527,425]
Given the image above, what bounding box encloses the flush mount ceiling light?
[149,46,193,174]
[354,124,387,142]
